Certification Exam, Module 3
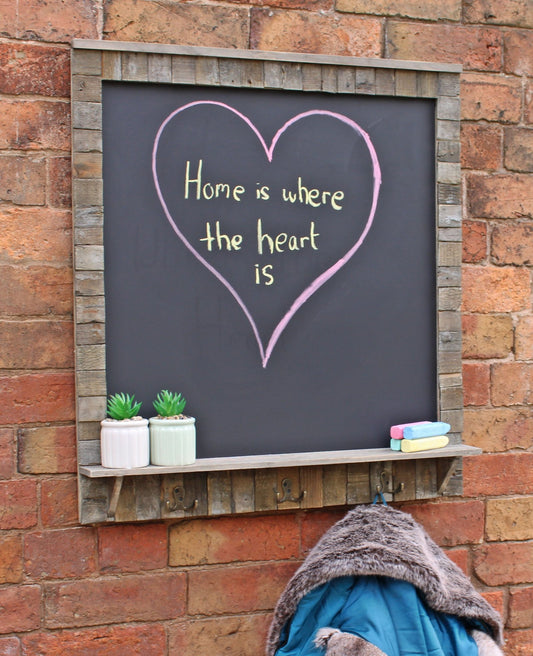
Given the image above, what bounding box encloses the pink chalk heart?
[152,101,381,367]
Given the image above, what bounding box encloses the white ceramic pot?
[149,416,196,466]
[100,418,150,469]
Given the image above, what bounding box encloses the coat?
[267,504,504,656]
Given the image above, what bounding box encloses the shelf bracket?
[107,476,124,521]
[437,457,460,495]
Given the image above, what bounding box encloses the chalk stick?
[403,421,451,439]
[400,435,449,453]
[390,421,431,440]
[390,438,402,451]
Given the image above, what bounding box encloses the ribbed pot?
[149,416,196,466]
[100,418,150,469]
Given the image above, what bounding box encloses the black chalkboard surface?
[102,81,436,458]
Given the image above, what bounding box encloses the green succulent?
[153,390,186,417]
[106,392,142,420]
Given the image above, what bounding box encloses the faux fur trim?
[314,628,387,655]
[266,505,503,655]
[472,630,505,656]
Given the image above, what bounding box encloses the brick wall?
[0,1,531,654]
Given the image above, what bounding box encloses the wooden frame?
[72,40,474,524]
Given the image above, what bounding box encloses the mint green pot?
[149,416,196,466]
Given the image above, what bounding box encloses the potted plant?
[100,393,150,469]
[149,390,196,466]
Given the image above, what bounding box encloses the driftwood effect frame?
[71,40,476,524]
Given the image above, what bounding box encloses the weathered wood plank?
[231,470,255,513]
[102,52,121,80]
[172,55,196,84]
[322,465,347,506]
[347,463,371,504]
[415,459,437,499]
[300,466,323,509]
[207,471,233,515]
[75,296,105,324]
[395,70,417,96]
[148,54,172,83]
[355,68,375,94]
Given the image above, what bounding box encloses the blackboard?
[102,81,436,458]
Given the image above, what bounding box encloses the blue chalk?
[403,421,451,439]
[390,438,402,451]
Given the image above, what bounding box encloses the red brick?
[99,523,167,573]
[461,123,502,171]
[397,500,484,546]
[251,9,382,57]
[464,0,533,28]
[505,29,533,76]
[104,0,249,48]
[41,477,79,528]
[486,497,533,541]
[463,453,533,497]
[0,100,70,151]
[48,157,72,208]
[505,128,533,173]
[463,362,490,406]
[467,173,533,218]
[44,573,186,628]
[0,638,20,656]
[0,321,73,369]
[462,74,522,123]
[463,407,533,451]
[0,265,72,317]
[527,82,533,125]
[473,542,533,585]
[0,207,72,266]
[170,614,272,656]
[0,43,70,96]
[0,535,23,584]
[481,590,506,619]
[0,428,15,479]
[0,480,38,529]
[0,373,75,424]
[0,585,41,633]
[509,587,533,629]
[515,316,533,360]
[169,514,299,566]
[462,220,488,263]
[188,561,299,615]
[338,0,459,19]
[22,624,166,656]
[226,0,331,7]
[492,222,533,265]
[25,528,96,579]
[445,548,469,575]
[387,22,501,71]
[18,425,77,475]
[504,628,533,656]
[301,509,347,554]
[462,265,530,313]
[16,0,98,42]
[491,362,533,406]
[462,314,513,359]
[0,156,46,205]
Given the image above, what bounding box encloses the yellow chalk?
[400,435,449,453]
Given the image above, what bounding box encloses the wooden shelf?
[79,444,481,478]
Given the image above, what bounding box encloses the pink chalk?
[390,421,431,440]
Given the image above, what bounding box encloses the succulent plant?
[153,389,186,417]
[106,392,142,420]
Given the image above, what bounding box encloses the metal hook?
[275,478,306,504]
[376,471,404,495]
[166,485,198,512]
